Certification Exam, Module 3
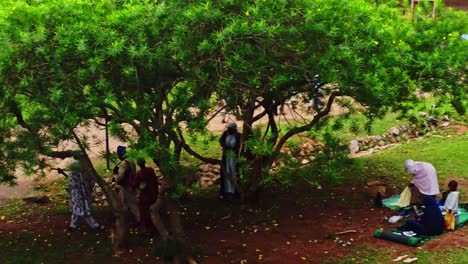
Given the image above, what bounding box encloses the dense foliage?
[0,3,466,253]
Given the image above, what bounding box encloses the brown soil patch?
[442,124,468,135]
[1,181,466,263]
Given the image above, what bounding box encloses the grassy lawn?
[326,244,468,264]
[350,130,468,183]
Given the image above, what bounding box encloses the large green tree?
[0,0,201,259]
[173,0,467,198]
[0,0,466,258]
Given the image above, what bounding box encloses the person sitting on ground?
[399,196,445,236]
[404,159,440,206]
[131,158,159,233]
[58,158,99,230]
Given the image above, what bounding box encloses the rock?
[23,195,50,204]
[365,185,386,198]
[349,140,359,154]
[301,159,310,165]
[200,176,213,188]
[389,126,400,136]
[201,172,217,180]
[378,140,385,146]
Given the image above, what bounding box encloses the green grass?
[333,113,407,142]
[351,132,468,182]
[325,244,468,264]
[0,177,69,220]
[180,112,405,167]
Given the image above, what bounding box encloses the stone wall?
[349,115,449,155]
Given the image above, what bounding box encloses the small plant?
[313,130,354,184]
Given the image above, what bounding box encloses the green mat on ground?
[382,195,404,209]
[375,203,468,246]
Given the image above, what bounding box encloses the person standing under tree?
[58,159,99,230]
[307,76,325,113]
[113,145,140,223]
[219,122,241,199]
[131,158,159,233]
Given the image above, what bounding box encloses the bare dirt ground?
[0,181,466,263]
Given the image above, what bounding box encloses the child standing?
[440,180,459,213]
[439,180,459,230]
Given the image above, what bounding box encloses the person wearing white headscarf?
[404,159,440,205]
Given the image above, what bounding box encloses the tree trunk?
[111,208,128,254]
[244,155,272,203]
[79,150,129,254]
[165,197,184,239]
[90,172,128,254]
[150,190,170,240]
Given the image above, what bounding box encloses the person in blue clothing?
[400,196,445,236]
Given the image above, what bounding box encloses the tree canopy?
[0,0,466,254]
[1,0,466,189]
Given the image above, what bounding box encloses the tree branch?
[207,104,227,123]
[8,100,33,132]
[46,150,77,159]
[274,91,342,156]
[175,128,221,165]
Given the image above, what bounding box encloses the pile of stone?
[349,115,449,155]
[196,163,220,188]
[271,141,322,172]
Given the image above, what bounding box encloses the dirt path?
[0,124,125,206]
